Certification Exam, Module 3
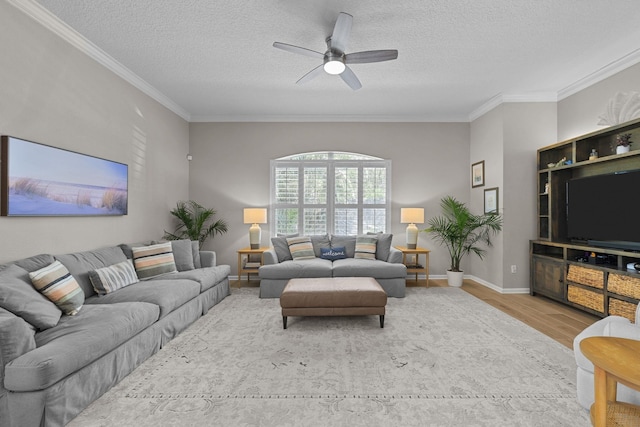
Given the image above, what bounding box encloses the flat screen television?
[566,169,640,251]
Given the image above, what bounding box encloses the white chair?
[574,303,640,410]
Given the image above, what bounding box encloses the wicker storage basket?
[568,285,604,313]
[608,273,640,299]
[609,298,637,322]
[566,265,604,289]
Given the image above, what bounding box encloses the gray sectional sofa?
[259,234,407,298]
[0,239,230,427]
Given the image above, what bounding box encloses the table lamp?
[243,208,267,249]
[401,208,424,249]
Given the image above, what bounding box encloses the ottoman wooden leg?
[283,316,287,329]
[380,315,384,328]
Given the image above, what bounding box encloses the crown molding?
[189,114,470,123]
[7,0,191,121]
[558,47,640,101]
[468,92,558,122]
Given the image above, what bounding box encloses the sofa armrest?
[262,249,278,265]
[0,308,36,383]
[387,247,403,264]
[199,251,217,268]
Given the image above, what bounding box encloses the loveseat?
[573,303,640,410]
[258,234,407,298]
[0,239,230,427]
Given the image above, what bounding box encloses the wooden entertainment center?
[530,117,640,321]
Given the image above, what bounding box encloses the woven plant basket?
[609,298,637,322]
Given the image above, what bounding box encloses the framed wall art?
[484,187,499,214]
[471,160,485,188]
[1,135,128,216]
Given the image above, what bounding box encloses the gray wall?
[0,2,190,263]
[558,62,640,141]
[189,122,470,276]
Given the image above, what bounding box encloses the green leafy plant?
[163,200,228,249]
[422,196,503,272]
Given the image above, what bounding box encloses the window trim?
[270,152,391,236]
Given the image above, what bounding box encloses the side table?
[237,247,268,282]
[580,336,640,426]
[394,246,430,285]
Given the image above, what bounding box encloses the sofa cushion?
[56,246,129,298]
[118,241,154,260]
[192,241,202,269]
[84,279,200,318]
[272,234,298,262]
[330,235,357,258]
[259,259,333,280]
[4,302,159,392]
[368,232,393,261]
[152,265,230,293]
[320,247,347,261]
[332,258,407,279]
[29,261,84,316]
[287,236,316,260]
[310,234,331,258]
[12,254,56,273]
[169,239,195,271]
[0,264,61,330]
[89,259,139,295]
[354,235,377,260]
[132,242,177,279]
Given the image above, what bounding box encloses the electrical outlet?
[511,265,517,274]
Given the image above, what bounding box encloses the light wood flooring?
[232,277,600,349]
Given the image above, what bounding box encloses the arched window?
[271,152,391,235]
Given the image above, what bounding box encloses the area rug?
[68,287,590,426]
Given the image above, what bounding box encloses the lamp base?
[405,223,418,250]
[249,224,261,250]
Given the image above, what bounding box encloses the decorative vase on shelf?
[616,145,631,154]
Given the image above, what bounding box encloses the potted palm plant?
[164,200,228,249]
[422,196,503,287]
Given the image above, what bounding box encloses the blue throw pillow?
[320,247,347,261]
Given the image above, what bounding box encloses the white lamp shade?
[401,208,424,224]
[243,208,267,224]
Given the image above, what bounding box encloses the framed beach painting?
[1,136,128,216]
[471,160,485,188]
[484,187,499,214]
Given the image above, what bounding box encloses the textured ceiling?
[26,0,640,121]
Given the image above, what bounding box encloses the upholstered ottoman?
[280,277,387,329]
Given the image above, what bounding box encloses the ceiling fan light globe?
[324,60,345,75]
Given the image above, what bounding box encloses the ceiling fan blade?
[330,12,353,53]
[296,64,324,85]
[345,50,399,64]
[273,42,324,59]
[340,66,362,90]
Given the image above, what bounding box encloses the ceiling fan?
[273,12,398,90]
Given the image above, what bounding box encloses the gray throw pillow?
[330,235,357,258]
[170,239,195,271]
[310,234,331,258]
[272,234,298,262]
[0,264,61,330]
[191,241,202,269]
[368,232,393,261]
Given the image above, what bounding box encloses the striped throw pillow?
[286,236,316,260]
[29,261,84,316]
[132,242,177,279]
[89,259,139,295]
[354,235,377,260]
